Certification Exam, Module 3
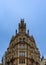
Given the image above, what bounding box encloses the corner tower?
[2,19,40,65]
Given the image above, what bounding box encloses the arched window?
[19,38,22,41]
[19,37,25,42]
[19,44,25,49]
[23,38,25,41]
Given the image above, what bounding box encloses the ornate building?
[41,56,46,65]
[2,19,40,65]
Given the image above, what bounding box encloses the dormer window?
[19,37,25,42]
[23,38,25,41]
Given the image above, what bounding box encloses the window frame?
[19,51,25,57]
[19,58,25,64]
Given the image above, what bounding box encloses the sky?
[0,0,46,63]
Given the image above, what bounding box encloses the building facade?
[41,57,46,65]
[2,19,40,65]
[2,52,7,65]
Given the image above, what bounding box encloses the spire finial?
[27,30,29,35]
[18,19,26,33]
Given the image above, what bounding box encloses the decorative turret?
[2,19,40,65]
[18,19,26,34]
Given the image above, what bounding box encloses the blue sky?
[0,0,46,63]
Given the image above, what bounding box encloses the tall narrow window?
[19,52,25,57]
[19,59,25,64]
[23,38,25,41]
[19,38,22,41]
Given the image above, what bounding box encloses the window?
[23,38,25,41]
[19,52,25,57]
[36,62,39,65]
[19,38,22,41]
[19,44,25,49]
[19,37,25,42]
[19,59,25,64]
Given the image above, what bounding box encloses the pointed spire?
[41,56,44,61]
[16,29,17,35]
[21,19,24,23]
[18,19,26,34]
[27,30,29,35]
